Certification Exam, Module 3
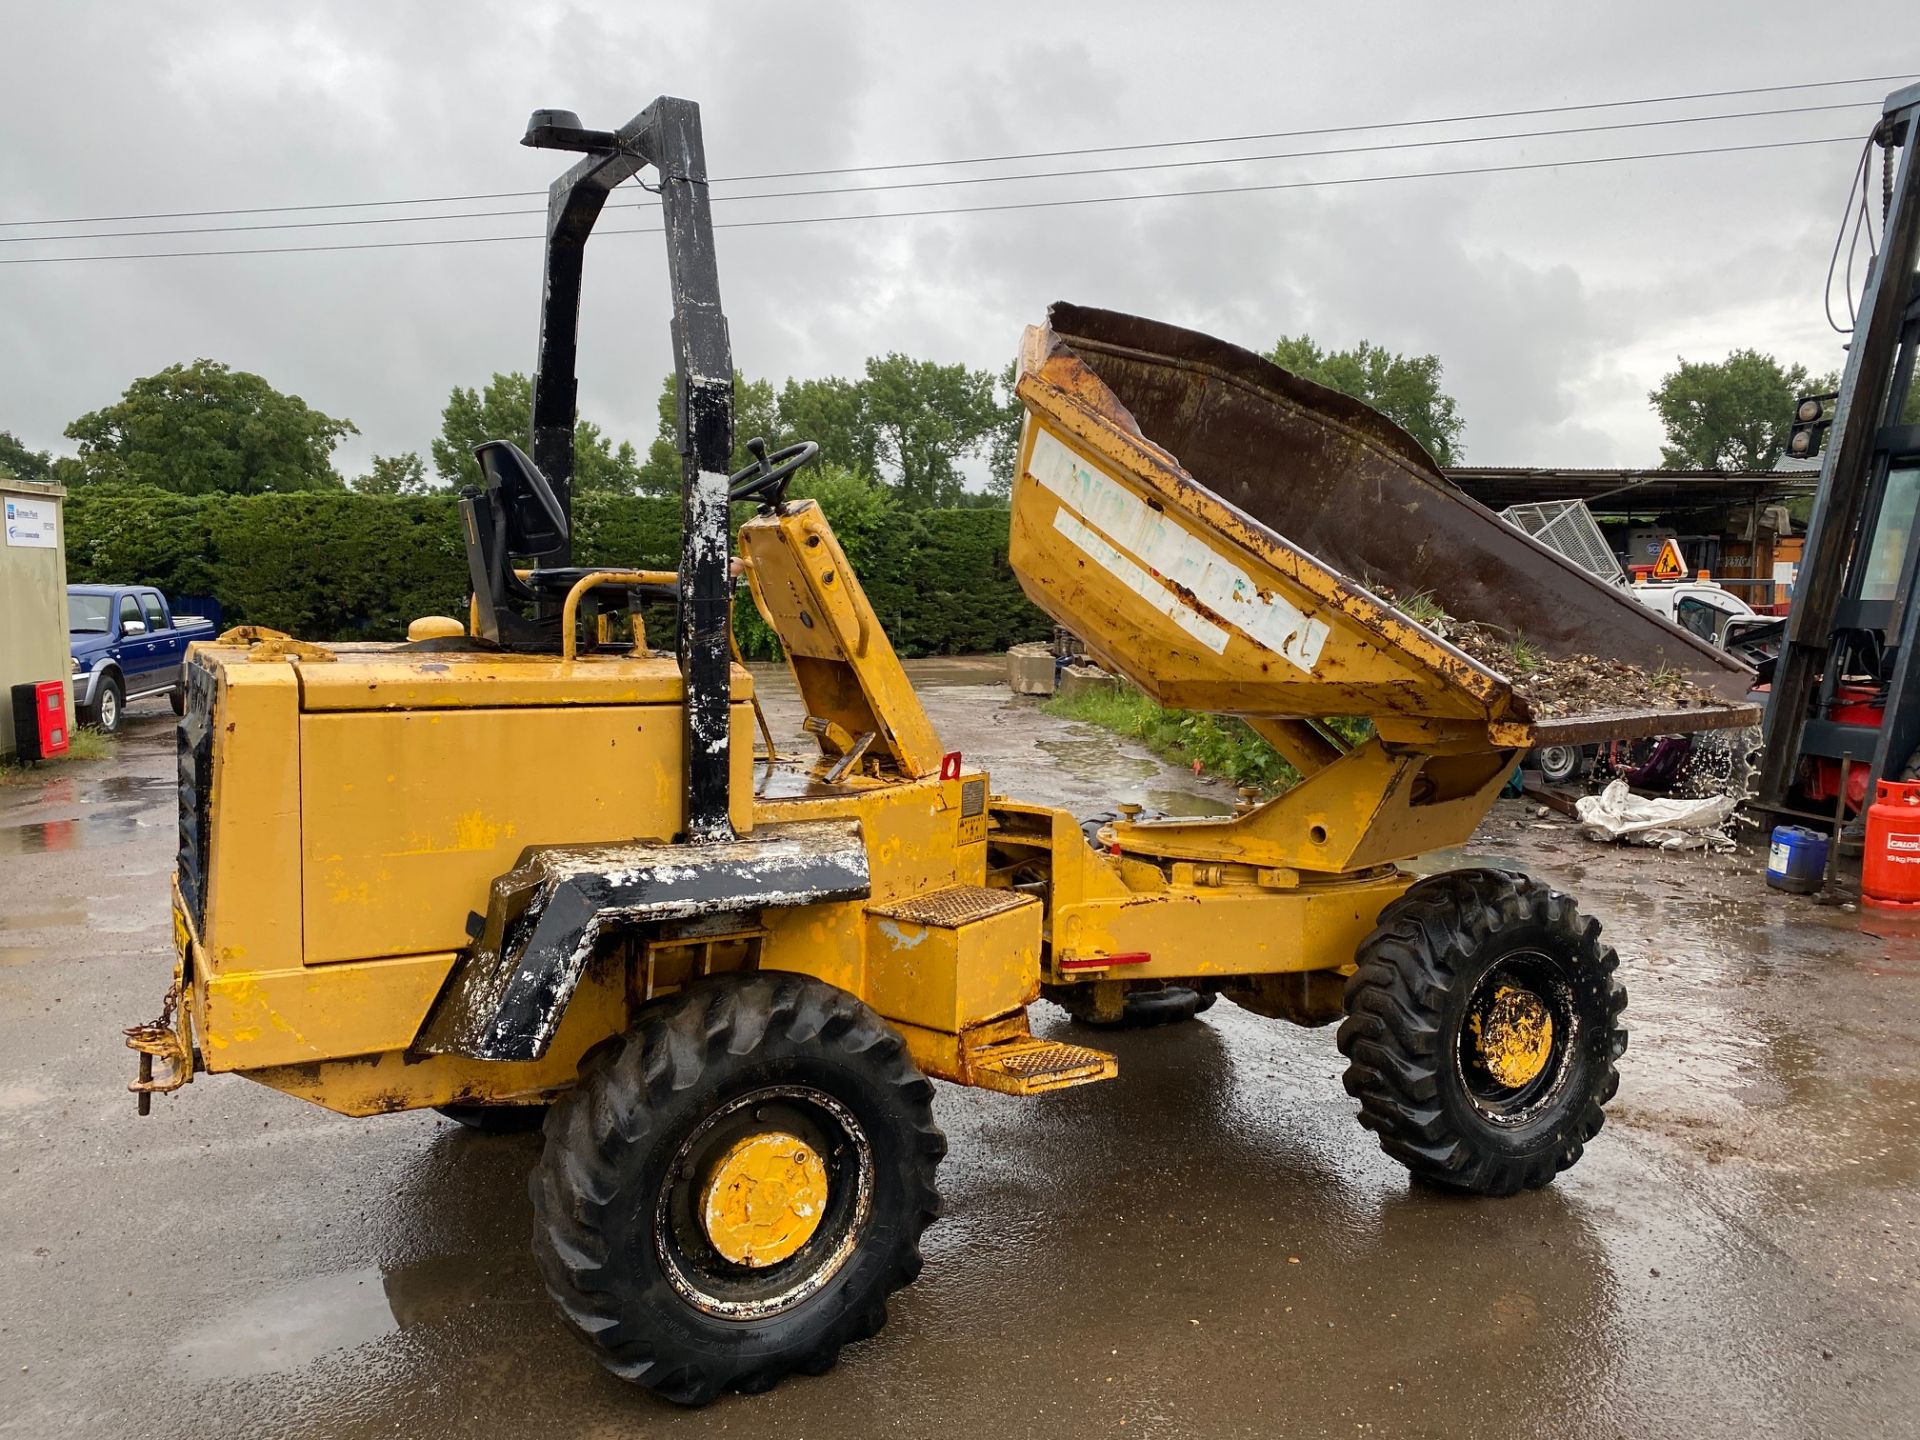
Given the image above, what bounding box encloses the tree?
[636,373,782,495]
[636,355,1010,506]
[776,375,877,478]
[860,353,1002,508]
[1650,350,1840,471]
[62,360,355,493]
[1266,336,1465,466]
[350,451,435,495]
[985,359,1024,501]
[0,430,54,484]
[432,371,643,497]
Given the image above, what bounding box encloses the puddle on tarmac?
[1412,844,1534,875]
[173,1268,397,1382]
[0,812,163,855]
[92,773,172,802]
[1031,732,1159,784]
[171,1252,540,1382]
[1144,786,1233,817]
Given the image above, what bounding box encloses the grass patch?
[1392,588,1451,629]
[1506,634,1546,676]
[1043,684,1371,794]
[0,727,116,785]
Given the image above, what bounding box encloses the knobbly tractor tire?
[436,1103,548,1134]
[1335,868,1626,1197]
[1050,982,1213,1028]
[529,972,944,1405]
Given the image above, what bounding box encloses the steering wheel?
[728,437,819,506]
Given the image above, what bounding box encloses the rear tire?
[1336,868,1626,1196]
[530,973,943,1404]
[1050,983,1212,1028]
[436,1103,548,1133]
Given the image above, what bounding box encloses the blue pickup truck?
[66,585,216,733]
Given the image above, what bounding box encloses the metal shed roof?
[1443,466,1816,512]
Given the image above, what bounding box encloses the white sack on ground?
[1574,779,1737,852]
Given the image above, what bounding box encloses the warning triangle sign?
[1651,537,1688,581]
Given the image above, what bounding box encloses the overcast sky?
[2,2,1914,480]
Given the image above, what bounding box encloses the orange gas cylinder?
[1863,780,1920,909]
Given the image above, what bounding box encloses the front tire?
[530,973,944,1405]
[83,673,123,734]
[1336,869,1625,1196]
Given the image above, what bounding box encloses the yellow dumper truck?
[127,97,1760,1403]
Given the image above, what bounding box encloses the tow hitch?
[126,954,195,1115]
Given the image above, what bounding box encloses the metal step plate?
[868,884,1034,929]
[968,1036,1118,1096]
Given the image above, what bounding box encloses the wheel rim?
[700,1131,830,1267]
[1536,745,1576,781]
[1455,953,1578,1124]
[655,1084,873,1320]
[1472,984,1553,1088]
[99,688,117,729]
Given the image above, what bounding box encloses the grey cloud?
[1,0,1908,478]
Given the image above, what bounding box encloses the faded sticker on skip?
[1027,430,1329,672]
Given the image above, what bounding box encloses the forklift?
[1757,80,1920,825]
[127,96,1759,1403]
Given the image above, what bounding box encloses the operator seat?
[459,439,676,651]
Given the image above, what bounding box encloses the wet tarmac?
[1,670,1916,1438]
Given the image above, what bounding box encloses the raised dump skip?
[1011,303,1759,746]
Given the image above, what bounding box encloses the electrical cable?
[0,132,1862,268]
[1824,129,1886,334]
[0,99,1878,247]
[1,70,1911,230]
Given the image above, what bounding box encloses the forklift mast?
[1757,82,1920,815]
[522,97,737,841]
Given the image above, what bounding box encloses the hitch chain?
[125,978,193,1115]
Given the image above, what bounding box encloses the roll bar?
[523,97,737,842]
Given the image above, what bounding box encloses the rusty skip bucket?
[1010,303,1760,748]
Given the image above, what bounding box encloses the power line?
[1,71,1910,230]
[718,72,1918,181]
[0,99,1876,247]
[0,133,1860,267]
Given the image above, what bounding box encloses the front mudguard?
[413,819,871,1063]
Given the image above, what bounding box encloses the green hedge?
[61,484,1049,656]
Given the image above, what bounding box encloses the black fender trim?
[412,818,869,1062]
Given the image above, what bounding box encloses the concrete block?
[1007,642,1056,696]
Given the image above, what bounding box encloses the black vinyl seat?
[460,440,677,651]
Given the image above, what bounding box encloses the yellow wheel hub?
[1470,984,1554,1088]
[700,1131,829,1268]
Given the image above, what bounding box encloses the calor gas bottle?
[1863,780,1920,910]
